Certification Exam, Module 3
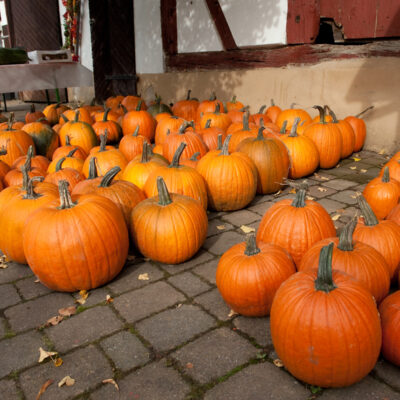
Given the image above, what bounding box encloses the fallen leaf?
[353,157,361,162]
[102,378,119,391]
[126,255,136,262]
[273,190,282,197]
[176,303,182,308]
[349,166,357,170]
[58,306,77,317]
[46,315,64,326]
[336,209,345,213]
[289,188,296,194]
[335,164,341,168]
[34,279,40,283]
[38,347,58,363]
[317,187,327,192]
[216,225,226,230]
[79,290,89,300]
[53,357,63,367]
[58,376,75,387]
[186,362,194,369]
[36,379,53,400]
[273,359,284,368]
[138,273,149,281]
[75,298,86,305]
[0,255,8,269]
[331,214,341,221]
[378,149,386,155]
[228,309,238,318]
[360,169,367,173]
[240,225,255,233]
[106,295,114,303]
[306,196,315,200]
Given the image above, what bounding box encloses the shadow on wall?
[345,6,400,150]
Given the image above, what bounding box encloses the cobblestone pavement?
[1,134,400,399]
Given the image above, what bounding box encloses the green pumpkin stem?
[141,142,150,163]
[99,131,108,151]
[186,89,192,100]
[291,188,307,208]
[190,152,200,161]
[242,111,250,131]
[65,135,71,146]
[157,176,172,206]
[258,105,266,114]
[21,164,30,191]
[136,100,143,111]
[314,242,336,292]
[0,147,6,156]
[66,148,78,158]
[326,105,339,123]
[87,157,98,179]
[60,113,69,123]
[58,180,76,209]
[30,104,36,113]
[313,105,326,124]
[24,176,44,199]
[7,113,15,130]
[337,217,357,251]
[214,103,221,114]
[220,135,232,156]
[256,125,264,140]
[217,134,223,150]
[24,146,34,172]
[289,118,300,137]
[271,99,276,106]
[244,233,261,256]
[178,122,188,134]
[103,108,111,122]
[170,142,186,168]
[382,166,390,183]
[205,119,212,129]
[99,166,121,187]
[209,92,217,101]
[355,106,374,119]
[74,110,80,122]
[280,120,288,134]
[357,195,379,226]
[132,125,139,136]
[230,95,237,104]
[55,157,66,172]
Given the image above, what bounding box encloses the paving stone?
[247,220,261,232]
[273,193,296,202]
[329,190,359,205]
[206,210,228,219]
[5,292,74,333]
[113,281,185,323]
[362,167,381,178]
[311,172,336,182]
[307,185,337,198]
[233,316,272,348]
[321,178,358,190]
[90,360,190,400]
[20,345,112,400]
[0,317,5,338]
[0,262,32,284]
[46,306,123,352]
[373,359,400,391]
[0,331,43,378]
[1,379,19,400]
[321,375,400,399]
[0,284,22,309]
[137,304,216,352]
[354,183,367,191]
[321,167,353,177]
[343,161,372,171]
[159,249,215,275]
[248,201,274,216]
[360,157,386,166]
[318,198,347,214]
[171,327,258,384]
[203,231,244,255]
[221,209,260,226]
[207,218,234,237]
[204,361,309,400]
[194,288,231,320]
[100,330,150,371]
[168,272,211,297]
[249,194,275,205]
[72,286,113,307]
[193,258,219,285]
[341,174,372,184]
[107,261,164,294]
[15,277,52,300]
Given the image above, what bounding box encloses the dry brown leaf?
[0,255,8,269]
[289,188,296,194]
[353,157,361,162]
[79,290,89,300]
[46,315,64,326]
[378,149,386,155]
[176,303,182,308]
[58,306,77,317]
[240,225,255,233]
[34,279,40,283]
[335,163,341,168]
[273,359,284,368]
[58,376,75,387]
[331,214,341,221]
[273,190,282,197]
[102,379,119,391]
[53,357,63,367]
[126,255,136,262]
[36,379,53,400]
[106,295,114,303]
[216,225,226,230]
[317,187,327,192]
[228,309,238,318]
[349,166,357,170]
[336,209,345,213]
[38,347,58,363]
[306,196,315,201]
[360,169,367,173]
[186,362,194,369]
[138,273,149,281]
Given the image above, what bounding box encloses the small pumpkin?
[196,93,224,123]
[225,95,244,112]
[52,135,88,162]
[276,104,311,131]
[344,106,373,152]
[92,108,122,143]
[119,125,150,161]
[59,107,93,126]
[44,157,85,192]
[47,148,84,173]
[25,104,46,124]
[200,103,231,132]
[198,119,226,151]
[146,95,173,117]
[121,100,156,141]
[265,99,282,124]
[43,103,70,125]
[155,115,186,146]
[172,89,199,121]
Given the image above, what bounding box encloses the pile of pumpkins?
[0,93,399,390]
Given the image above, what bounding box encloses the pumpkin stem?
[0,147,6,156]
[65,135,71,146]
[136,100,143,111]
[219,135,232,156]
[103,108,111,122]
[337,217,357,251]
[289,118,300,137]
[314,242,336,293]
[99,131,108,151]
[170,142,186,168]
[157,176,172,206]
[216,134,223,150]
[21,164,30,191]
[186,89,192,100]
[357,195,379,226]
[326,105,339,123]
[99,166,121,187]
[205,119,212,129]
[256,125,264,140]
[132,125,140,136]
[66,148,78,158]
[242,111,250,131]
[382,166,390,183]
[280,120,288,134]
[58,180,76,209]
[214,103,221,114]
[140,142,150,163]
[178,122,188,134]
[209,92,217,101]
[74,110,80,122]
[313,105,326,124]
[190,152,200,161]
[355,106,374,119]
[258,105,266,114]
[87,157,98,179]
[7,112,15,130]
[244,233,261,256]
[55,157,66,172]
[230,95,237,104]
[271,99,276,106]
[60,113,69,123]
[30,103,36,113]
[291,188,307,208]
[24,145,33,172]
[119,104,128,114]
[24,176,44,200]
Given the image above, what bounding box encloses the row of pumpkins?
[0,94,399,390]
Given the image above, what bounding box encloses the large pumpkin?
[270,242,381,387]
[130,176,208,264]
[23,180,129,291]
[276,105,311,132]
[121,100,156,141]
[216,233,295,316]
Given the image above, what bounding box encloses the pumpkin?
[226,95,244,112]
[379,291,400,366]
[196,135,257,211]
[92,108,122,143]
[216,232,295,316]
[354,195,400,281]
[265,99,282,124]
[25,104,46,124]
[362,166,400,219]
[44,157,85,192]
[23,180,129,291]
[198,119,226,151]
[119,125,150,161]
[12,151,50,173]
[121,100,156,141]
[387,203,400,226]
[196,93,224,123]
[93,108,120,123]
[227,106,254,125]
[105,95,124,110]
[227,111,258,152]
[180,152,201,169]
[200,103,231,132]
[251,105,272,126]
[276,104,311,131]
[237,125,289,194]
[52,135,88,161]
[71,157,101,195]
[344,106,373,152]
[143,142,208,209]
[280,118,320,179]
[304,106,342,169]
[257,185,336,266]
[47,148,84,173]
[0,119,25,131]
[0,173,58,264]
[172,89,199,121]
[130,176,208,264]
[155,115,186,146]
[121,95,147,111]
[43,103,70,125]
[147,95,173,117]
[0,153,11,185]
[22,121,59,159]
[298,218,390,303]
[270,242,381,387]
[59,107,92,126]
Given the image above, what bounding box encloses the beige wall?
[138,57,400,154]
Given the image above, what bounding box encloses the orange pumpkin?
[52,135,88,162]
[121,100,156,141]
[119,126,150,161]
[198,119,226,151]
[92,108,122,143]
[265,99,282,124]
[59,107,92,126]
[276,105,311,131]
[25,104,46,124]
[22,121,59,159]
[196,93,224,123]
[155,115,186,146]
[344,106,373,152]
[44,157,85,192]
[172,89,199,121]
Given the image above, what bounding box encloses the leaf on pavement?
[138,273,149,281]
[58,306,77,317]
[53,357,63,367]
[58,376,75,387]
[102,379,119,391]
[240,225,255,233]
[216,225,226,230]
[38,347,58,363]
[273,359,284,368]
[36,379,53,400]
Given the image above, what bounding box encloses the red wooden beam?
[204,0,237,50]
[160,0,177,55]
